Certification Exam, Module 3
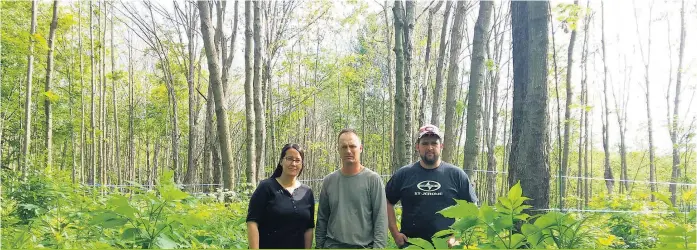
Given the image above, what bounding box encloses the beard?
[420,153,438,165]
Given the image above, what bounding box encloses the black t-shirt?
[385,161,478,241]
[246,178,315,249]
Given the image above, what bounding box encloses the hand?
[447,236,460,248]
[392,232,408,247]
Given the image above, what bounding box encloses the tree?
[253,0,265,184]
[197,0,235,192]
[244,0,257,184]
[430,1,452,126]
[22,0,38,176]
[463,0,493,177]
[600,1,614,195]
[508,0,551,211]
[560,0,578,206]
[668,0,686,204]
[442,1,467,163]
[633,1,655,199]
[402,0,414,154]
[44,0,59,170]
[110,1,121,184]
[392,0,407,171]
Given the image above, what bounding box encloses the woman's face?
[281,148,303,177]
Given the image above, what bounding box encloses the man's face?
[338,132,362,165]
[416,135,443,165]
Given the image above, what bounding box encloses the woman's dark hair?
[270,143,305,178]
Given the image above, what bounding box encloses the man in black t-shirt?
[385,124,478,248]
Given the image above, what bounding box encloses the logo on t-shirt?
[416,181,442,195]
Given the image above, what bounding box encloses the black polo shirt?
[246,178,315,249]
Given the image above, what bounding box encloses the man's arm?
[315,180,330,248]
[387,202,408,246]
[371,176,388,248]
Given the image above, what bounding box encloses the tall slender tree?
[442,1,467,163]
[244,1,257,183]
[669,0,686,204]
[560,0,579,207]
[463,0,493,177]
[392,0,407,171]
[253,0,265,183]
[600,1,614,195]
[197,0,236,192]
[44,0,59,170]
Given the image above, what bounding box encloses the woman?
[246,143,315,249]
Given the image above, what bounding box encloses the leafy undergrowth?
[1,170,249,249]
[405,182,695,249]
[2,169,694,249]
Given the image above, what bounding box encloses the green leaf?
[432,236,449,249]
[102,217,128,228]
[688,210,695,221]
[479,204,497,223]
[438,200,478,219]
[122,227,140,240]
[452,217,478,232]
[154,234,178,249]
[432,229,456,238]
[406,238,434,249]
[108,195,137,220]
[510,233,526,248]
[508,181,522,201]
[494,216,513,231]
[497,197,512,210]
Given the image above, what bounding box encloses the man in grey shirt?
[316,128,388,248]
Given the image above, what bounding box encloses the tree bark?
[182,1,199,191]
[198,0,236,192]
[560,0,578,208]
[442,1,467,163]
[403,1,415,154]
[464,0,493,177]
[508,0,551,211]
[601,1,614,195]
[90,0,97,185]
[392,0,407,171]
[109,2,121,185]
[244,1,257,184]
[22,0,38,176]
[44,0,59,170]
[430,1,452,126]
[253,1,266,183]
[669,0,685,205]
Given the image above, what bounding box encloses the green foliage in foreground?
[2,170,694,249]
[405,182,696,249]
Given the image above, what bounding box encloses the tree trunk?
[22,0,38,176]
[109,2,121,185]
[463,0,493,177]
[578,0,591,208]
[79,1,86,184]
[442,1,467,163]
[431,1,452,126]
[44,0,59,170]
[244,1,257,184]
[198,0,236,192]
[184,2,199,191]
[416,1,442,150]
[669,0,685,205]
[253,1,266,184]
[89,0,97,185]
[508,0,551,211]
[601,1,614,195]
[392,0,407,172]
[632,2,655,200]
[560,0,578,208]
[403,1,414,154]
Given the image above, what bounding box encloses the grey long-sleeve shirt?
[315,167,388,248]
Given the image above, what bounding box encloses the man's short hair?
[337,128,360,143]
